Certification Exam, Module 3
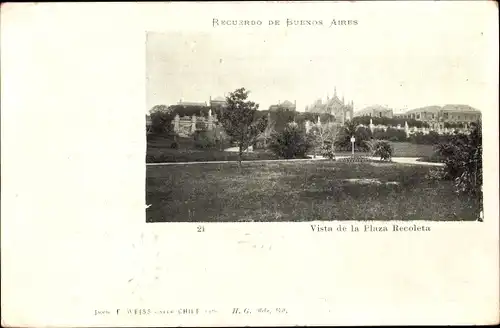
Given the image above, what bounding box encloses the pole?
[351,141,354,156]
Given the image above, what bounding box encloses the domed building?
[305,87,354,124]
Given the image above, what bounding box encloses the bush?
[388,136,400,142]
[150,111,175,134]
[170,142,179,149]
[268,125,313,159]
[193,130,216,149]
[444,122,467,129]
[371,140,393,161]
[434,121,482,216]
[321,143,336,159]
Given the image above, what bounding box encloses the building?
[177,99,208,107]
[305,87,354,124]
[209,96,227,109]
[394,104,481,129]
[354,105,394,118]
[269,100,297,111]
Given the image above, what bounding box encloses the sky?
[145,3,495,114]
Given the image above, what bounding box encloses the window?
[416,114,420,119]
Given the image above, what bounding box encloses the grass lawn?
[388,142,436,158]
[146,161,480,222]
[147,134,437,163]
[147,134,280,163]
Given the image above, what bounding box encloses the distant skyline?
[146,10,493,114]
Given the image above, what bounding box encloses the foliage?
[270,108,296,132]
[352,115,430,128]
[268,124,313,159]
[193,130,217,149]
[150,111,175,134]
[170,142,178,149]
[371,140,394,161]
[370,127,407,142]
[219,88,268,165]
[434,121,482,213]
[444,122,467,129]
[410,131,445,145]
[335,120,371,152]
[254,118,276,149]
[150,104,170,113]
[321,143,336,159]
[309,122,341,158]
[167,104,210,118]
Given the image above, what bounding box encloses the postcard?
[1,2,499,326]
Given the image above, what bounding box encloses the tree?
[219,88,268,167]
[371,140,393,161]
[269,124,313,159]
[150,110,174,134]
[270,108,296,132]
[335,120,371,152]
[309,122,340,159]
[257,115,276,149]
[150,104,170,113]
[322,123,341,159]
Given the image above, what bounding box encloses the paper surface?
[1,2,499,326]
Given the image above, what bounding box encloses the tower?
[334,86,337,98]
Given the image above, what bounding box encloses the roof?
[178,101,208,106]
[403,105,480,114]
[281,100,295,107]
[441,104,480,112]
[355,105,392,114]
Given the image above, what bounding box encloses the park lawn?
[147,134,437,163]
[147,134,279,162]
[389,142,436,158]
[146,161,480,222]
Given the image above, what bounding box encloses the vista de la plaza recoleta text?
[311,224,432,233]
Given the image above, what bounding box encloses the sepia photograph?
[2,2,498,327]
[145,30,483,223]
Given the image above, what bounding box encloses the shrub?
[371,140,393,161]
[389,136,400,142]
[410,132,441,145]
[150,111,175,134]
[193,130,216,149]
[170,142,179,149]
[268,125,313,159]
[194,137,215,149]
[434,121,482,216]
[321,143,336,160]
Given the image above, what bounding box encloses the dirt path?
[147,156,444,166]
